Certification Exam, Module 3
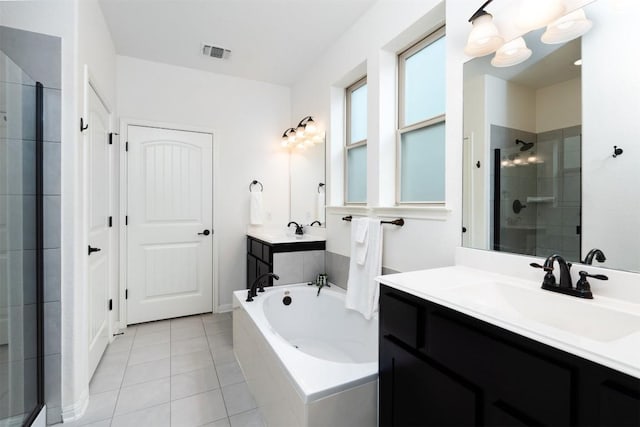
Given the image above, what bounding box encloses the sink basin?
[445,282,640,342]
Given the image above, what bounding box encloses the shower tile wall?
[324,251,399,290]
[1,26,62,425]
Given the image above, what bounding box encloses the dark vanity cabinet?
[379,285,640,427]
[246,236,325,289]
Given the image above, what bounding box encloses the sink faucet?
[583,248,606,265]
[531,254,606,299]
[246,273,279,302]
[288,221,304,235]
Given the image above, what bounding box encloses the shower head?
[515,139,535,152]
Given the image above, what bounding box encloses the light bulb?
[541,8,593,44]
[287,132,296,144]
[296,125,305,138]
[305,118,317,134]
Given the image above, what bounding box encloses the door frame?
[118,118,219,329]
[82,66,117,352]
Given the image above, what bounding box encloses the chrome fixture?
[583,248,606,265]
[288,221,304,235]
[531,253,606,299]
[246,273,279,302]
[464,0,593,67]
[281,116,322,149]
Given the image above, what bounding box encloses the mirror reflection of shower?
[515,138,535,151]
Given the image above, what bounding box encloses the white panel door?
[87,85,111,378]
[127,126,213,324]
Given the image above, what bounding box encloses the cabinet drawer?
[427,311,572,426]
[381,290,422,348]
[598,381,640,426]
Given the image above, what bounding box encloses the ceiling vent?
[202,43,231,59]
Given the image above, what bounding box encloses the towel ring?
[249,180,263,192]
[317,183,325,193]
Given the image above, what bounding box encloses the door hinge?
[109,132,119,145]
[125,141,129,152]
[109,299,113,311]
[108,216,113,227]
[125,215,128,226]
[125,289,128,299]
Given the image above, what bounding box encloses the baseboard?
[61,390,89,423]
[216,303,232,313]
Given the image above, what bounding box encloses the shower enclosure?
[491,124,582,261]
[0,44,45,426]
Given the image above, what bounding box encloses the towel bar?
[249,180,263,192]
[342,215,404,227]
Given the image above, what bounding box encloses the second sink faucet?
[288,221,304,235]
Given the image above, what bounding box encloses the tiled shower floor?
[55,313,265,427]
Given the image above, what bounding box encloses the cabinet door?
[380,338,478,427]
[598,381,640,426]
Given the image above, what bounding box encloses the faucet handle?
[530,262,553,272]
[576,271,608,297]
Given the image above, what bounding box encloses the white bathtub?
[232,284,378,427]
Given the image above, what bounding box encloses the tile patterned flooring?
[56,313,265,427]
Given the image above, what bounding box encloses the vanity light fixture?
[465,1,593,67]
[281,116,321,149]
[574,58,583,66]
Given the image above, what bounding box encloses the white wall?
[117,56,291,308]
[486,76,537,133]
[582,0,640,272]
[536,77,581,133]
[291,0,463,273]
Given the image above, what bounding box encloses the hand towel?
[352,218,369,265]
[250,190,264,225]
[346,218,382,320]
[316,191,326,224]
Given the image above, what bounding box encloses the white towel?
[250,190,264,225]
[352,218,369,265]
[316,191,325,224]
[346,218,382,320]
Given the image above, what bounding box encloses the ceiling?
[99,0,377,86]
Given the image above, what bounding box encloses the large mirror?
[462,0,640,273]
[289,137,326,226]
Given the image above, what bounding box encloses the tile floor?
[55,313,265,427]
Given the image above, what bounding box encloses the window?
[398,27,446,203]
[345,77,367,204]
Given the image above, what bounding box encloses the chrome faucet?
[583,248,606,265]
[246,273,279,302]
[288,221,304,235]
[531,253,607,299]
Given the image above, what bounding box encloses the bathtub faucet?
[247,273,280,302]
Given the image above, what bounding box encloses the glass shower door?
[0,47,44,426]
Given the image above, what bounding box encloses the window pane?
[400,122,445,202]
[403,36,446,126]
[349,84,367,144]
[347,145,367,203]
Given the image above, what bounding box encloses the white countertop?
[247,229,326,244]
[377,265,640,379]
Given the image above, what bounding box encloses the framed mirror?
[462,0,640,273]
[289,136,326,226]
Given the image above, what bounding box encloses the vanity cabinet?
[246,236,325,289]
[379,285,640,427]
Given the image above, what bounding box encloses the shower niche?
[491,124,581,260]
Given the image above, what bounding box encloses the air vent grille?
[202,44,231,59]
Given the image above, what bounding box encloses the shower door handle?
[88,245,102,255]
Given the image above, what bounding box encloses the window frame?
[344,76,368,205]
[396,26,446,205]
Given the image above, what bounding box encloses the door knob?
[88,245,102,255]
[198,229,211,236]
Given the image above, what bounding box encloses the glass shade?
[517,0,565,31]
[491,37,532,67]
[542,8,593,44]
[464,13,504,57]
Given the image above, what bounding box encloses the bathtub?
[232,284,378,427]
